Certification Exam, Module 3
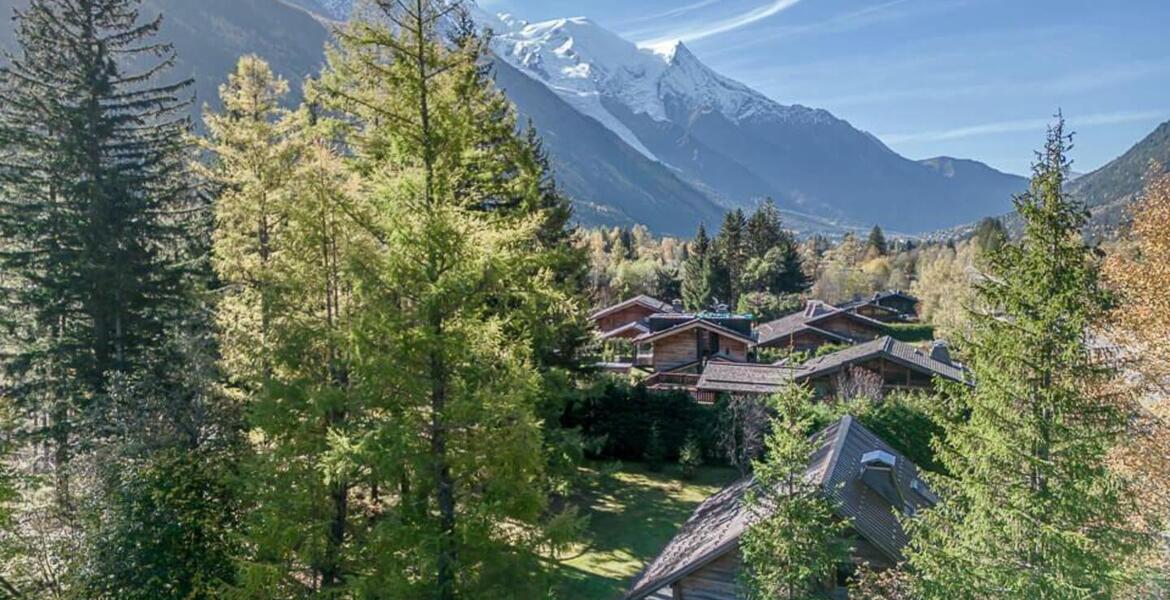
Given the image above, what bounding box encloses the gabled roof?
[800,336,967,384]
[590,294,672,321]
[755,301,886,347]
[696,362,800,395]
[840,290,920,312]
[633,317,756,346]
[696,337,968,396]
[598,320,650,340]
[623,416,936,600]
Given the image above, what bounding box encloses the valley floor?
[551,461,740,600]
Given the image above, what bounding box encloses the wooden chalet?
[755,301,887,352]
[696,336,968,399]
[839,290,920,323]
[623,416,938,600]
[590,294,675,340]
[633,312,755,393]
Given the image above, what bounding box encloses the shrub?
[678,432,703,479]
[885,322,936,343]
[562,378,720,462]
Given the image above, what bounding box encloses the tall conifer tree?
[905,118,1150,598]
[682,224,715,311]
[0,0,204,593]
[223,3,581,596]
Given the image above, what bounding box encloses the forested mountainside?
[0,0,330,111]
[1070,120,1170,235]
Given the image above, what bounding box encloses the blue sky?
[479,0,1170,175]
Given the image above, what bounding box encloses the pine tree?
[0,0,205,593]
[0,0,196,507]
[866,225,888,259]
[716,209,748,305]
[741,384,849,599]
[682,224,715,311]
[746,198,784,258]
[905,118,1151,598]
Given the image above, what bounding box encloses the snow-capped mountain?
[0,0,1027,235]
[473,10,1027,233]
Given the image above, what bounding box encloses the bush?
[678,432,703,479]
[885,322,936,343]
[562,378,720,463]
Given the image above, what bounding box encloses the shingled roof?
[801,336,968,384]
[755,301,886,347]
[697,337,968,395]
[696,362,800,395]
[623,416,937,600]
[589,294,673,321]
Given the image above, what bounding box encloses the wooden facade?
[806,356,940,398]
[596,304,660,334]
[815,313,884,344]
[652,327,749,372]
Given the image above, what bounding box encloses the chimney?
[930,341,952,365]
[672,299,684,313]
[860,450,903,508]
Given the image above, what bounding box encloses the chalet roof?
[633,317,757,346]
[623,416,936,600]
[755,301,886,347]
[839,290,920,312]
[696,337,968,395]
[589,294,673,321]
[696,362,800,395]
[801,336,967,384]
[598,320,650,340]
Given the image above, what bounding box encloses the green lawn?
[551,461,740,600]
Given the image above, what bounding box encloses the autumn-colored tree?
[1103,165,1170,594]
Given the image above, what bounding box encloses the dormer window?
[860,450,903,509]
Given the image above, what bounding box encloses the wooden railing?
[643,372,701,389]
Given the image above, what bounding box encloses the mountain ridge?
[0,0,1031,236]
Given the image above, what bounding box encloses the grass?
[551,461,740,600]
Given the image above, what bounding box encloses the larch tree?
[284,1,582,596]
[741,383,849,599]
[0,0,202,593]
[904,118,1152,599]
[1102,165,1170,593]
[203,58,373,594]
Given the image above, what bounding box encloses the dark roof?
[697,337,968,396]
[755,301,886,347]
[590,294,672,321]
[634,317,757,346]
[696,362,799,395]
[840,291,920,313]
[598,320,650,340]
[800,336,967,384]
[623,416,936,600]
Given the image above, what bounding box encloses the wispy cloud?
[881,109,1167,144]
[616,0,722,26]
[635,0,804,47]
